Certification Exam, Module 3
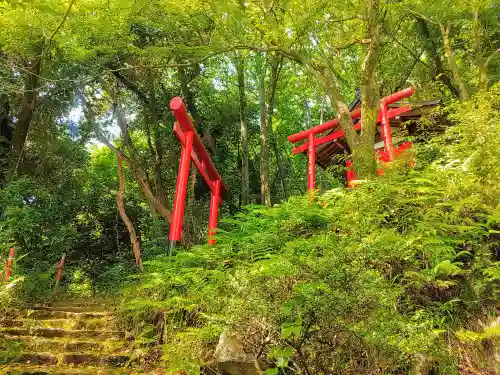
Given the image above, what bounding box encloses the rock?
[214,330,259,375]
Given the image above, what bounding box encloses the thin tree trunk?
[84,99,173,227]
[259,54,271,206]
[116,96,170,223]
[472,8,493,91]
[102,135,173,225]
[0,95,11,184]
[319,95,326,124]
[116,155,143,270]
[272,136,288,199]
[440,22,469,100]
[358,0,380,177]
[267,55,286,200]
[235,55,250,206]
[416,18,459,97]
[146,77,169,210]
[145,121,167,207]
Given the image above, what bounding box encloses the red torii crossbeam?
[288,87,415,191]
[169,97,227,255]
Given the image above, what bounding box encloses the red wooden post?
[52,253,66,297]
[169,130,193,255]
[307,133,316,191]
[56,253,66,283]
[208,179,221,245]
[346,160,356,188]
[5,247,14,282]
[380,102,395,161]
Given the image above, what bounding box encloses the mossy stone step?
[0,327,126,340]
[22,309,109,320]
[0,352,131,367]
[0,335,127,353]
[0,365,129,375]
[23,305,109,314]
[0,317,116,330]
[0,353,58,366]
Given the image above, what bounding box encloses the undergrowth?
[116,86,500,374]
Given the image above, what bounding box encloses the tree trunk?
[357,0,380,177]
[7,52,42,182]
[271,136,288,199]
[478,63,489,91]
[102,136,173,225]
[235,56,250,206]
[416,18,460,97]
[258,54,271,206]
[319,95,326,124]
[472,8,492,91]
[0,95,11,184]
[316,0,379,178]
[116,155,143,270]
[87,99,173,227]
[145,120,168,207]
[267,55,287,200]
[12,57,41,156]
[440,22,469,100]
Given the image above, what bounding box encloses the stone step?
[0,352,131,367]
[23,309,109,320]
[24,305,109,314]
[0,317,116,330]
[1,335,127,353]
[0,365,130,374]
[50,298,110,307]
[0,327,127,340]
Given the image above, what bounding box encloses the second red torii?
[288,87,416,191]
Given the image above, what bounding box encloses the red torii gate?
[288,87,416,190]
[169,97,227,254]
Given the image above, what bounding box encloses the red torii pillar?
[288,87,415,191]
[169,97,227,255]
[4,247,14,282]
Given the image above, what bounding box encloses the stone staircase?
[0,300,146,375]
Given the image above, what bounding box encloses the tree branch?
[46,0,76,45]
[325,15,366,23]
[485,48,500,68]
[384,27,430,68]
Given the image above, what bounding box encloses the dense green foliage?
[0,0,499,373]
[117,89,500,374]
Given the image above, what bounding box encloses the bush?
[119,88,500,374]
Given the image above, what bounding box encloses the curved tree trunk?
[116,155,143,270]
